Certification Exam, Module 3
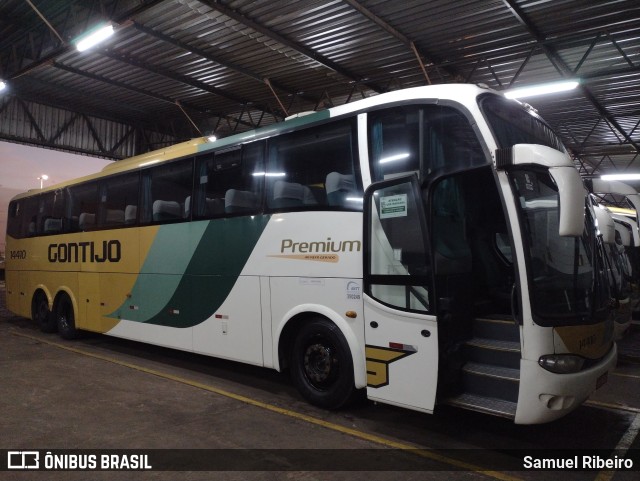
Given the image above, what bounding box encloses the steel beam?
[100,48,281,119]
[197,0,385,93]
[342,0,460,83]
[5,0,166,82]
[501,0,640,153]
[131,21,318,106]
[52,61,254,130]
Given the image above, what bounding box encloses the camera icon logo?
[7,451,40,469]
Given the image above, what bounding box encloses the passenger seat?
[225,189,258,214]
[326,172,356,207]
[271,180,318,209]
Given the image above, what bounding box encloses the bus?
[591,201,633,339]
[589,179,640,323]
[5,84,616,424]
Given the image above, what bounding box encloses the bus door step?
[464,338,521,369]
[461,361,519,402]
[444,392,516,419]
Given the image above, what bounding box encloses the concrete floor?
[1,279,639,481]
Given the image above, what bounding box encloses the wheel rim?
[302,336,339,390]
[58,305,70,331]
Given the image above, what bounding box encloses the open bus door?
[363,175,439,413]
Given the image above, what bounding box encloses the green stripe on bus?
[109,215,269,328]
[106,221,208,321]
[195,110,331,155]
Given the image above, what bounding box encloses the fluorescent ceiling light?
[601,173,640,181]
[504,80,579,99]
[0,81,6,92]
[379,153,410,164]
[76,24,115,52]
[252,172,286,177]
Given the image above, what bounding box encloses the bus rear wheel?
[290,318,356,410]
[55,295,80,340]
[32,291,56,333]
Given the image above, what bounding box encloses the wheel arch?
[275,304,366,389]
[31,286,56,333]
[31,285,53,312]
[52,286,78,317]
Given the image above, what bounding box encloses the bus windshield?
[479,94,566,153]
[479,94,608,325]
[510,169,608,325]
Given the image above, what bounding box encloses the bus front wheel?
[290,318,356,410]
[55,295,80,340]
[32,291,56,333]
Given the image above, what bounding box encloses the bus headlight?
[538,354,585,374]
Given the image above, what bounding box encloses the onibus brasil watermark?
[7,451,151,471]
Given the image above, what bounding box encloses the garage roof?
[0,0,638,182]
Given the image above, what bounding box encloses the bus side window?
[266,120,361,211]
[98,172,139,228]
[67,182,99,232]
[369,107,421,182]
[7,201,21,239]
[141,158,194,224]
[194,141,264,219]
[369,106,486,182]
[39,189,65,235]
[20,196,40,237]
[367,180,432,313]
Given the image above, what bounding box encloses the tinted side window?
[266,120,361,211]
[141,159,193,224]
[367,179,432,313]
[370,107,421,181]
[7,201,21,238]
[194,141,264,218]
[39,189,65,235]
[369,105,486,183]
[67,182,99,232]
[480,95,565,153]
[20,196,39,237]
[99,172,139,228]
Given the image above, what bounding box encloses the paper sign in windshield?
[380,194,407,219]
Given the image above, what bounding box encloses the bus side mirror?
[499,144,586,237]
[593,205,616,244]
[626,194,640,229]
[549,166,586,237]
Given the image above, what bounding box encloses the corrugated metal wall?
[0,96,180,159]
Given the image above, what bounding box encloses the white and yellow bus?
[5,84,616,424]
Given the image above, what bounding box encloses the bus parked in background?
[588,179,640,324]
[591,201,632,339]
[5,84,616,424]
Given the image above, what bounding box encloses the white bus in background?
[589,179,640,324]
[6,84,616,424]
[591,201,633,339]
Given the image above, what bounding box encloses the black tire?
[32,291,57,333]
[55,295,80,340]
[290,318,356,410]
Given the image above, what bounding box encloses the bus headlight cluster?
[538,354,585,374]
